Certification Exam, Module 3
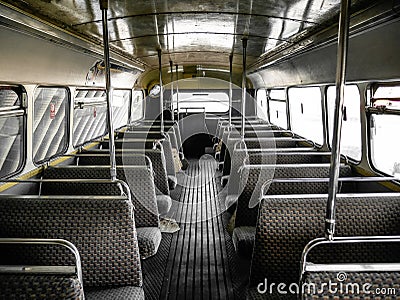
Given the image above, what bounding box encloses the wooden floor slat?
[160,158,235,300]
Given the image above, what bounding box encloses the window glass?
[327,85,361,160]
[269,89,286,101]
[33,87,68,164]
[0,87,25,178]
[73,89,107,148]
[0,89,21,109]
[172,91,229,113]
[113,89,131,129]
[371,85,400,110]
[256,89,268,120]
[288,87,323,144]
[370,114,400,178]
[131,90,144,122]
[269,100,287,129]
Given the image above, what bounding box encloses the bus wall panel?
[250,19,400,88]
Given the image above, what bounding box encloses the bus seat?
[233,164,352,258]
[42,167,162,259]
[247,193,400,299]
[0,193,144,299]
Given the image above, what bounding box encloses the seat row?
[0,119,185,299]
[214,117,400,299]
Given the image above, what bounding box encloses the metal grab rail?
[260,176,397,199]
[300,236,400,277]
[0,238,84,286]
[60,153,152,167]
[0,178,132,204]
[100,0,117,181]
[326,0,351,240]
[238,162,343,173]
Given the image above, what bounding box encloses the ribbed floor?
[159,157,235,300]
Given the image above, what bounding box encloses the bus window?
[0,87,25,178]
[33,87,69,164]
[288,87,323,145]
[268,89,287,129]
[131,90,144,122]
[327,85,361,161]
[73,89,107,148]
[172,91,229,113]
[370,84,400,178]
[256,89,268,121]
[113,89,131,129]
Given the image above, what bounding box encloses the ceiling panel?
[2,0,376,74]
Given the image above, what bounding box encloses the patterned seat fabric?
[235,165,352,228]
[136,227,162,259]
[0,274,84,300]
[0,196,142,288]
[81,149,170,196]
[249,153,326,165]
[42,167,160,228]
[232,165,352,258]
[85,285,145,300]
[302,271,400,299]
[249,195,400,298]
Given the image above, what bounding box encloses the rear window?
[33,86,69,164]
[0,86,25,178]
[288,87,323,145]
[172,91,229,113]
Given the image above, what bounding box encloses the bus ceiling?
[0,0,397,88]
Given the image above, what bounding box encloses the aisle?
[160,157,235,300]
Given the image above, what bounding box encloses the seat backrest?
[249,194,400,295]
[0,239,84,299]
[42,166,159,228]
[234,164,353,228]
[82,149,170,195]
[0,194,142,288]
[249,153,330,165]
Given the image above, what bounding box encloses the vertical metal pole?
[157,49,164,134]
[175,64,180,123]
[170,60,174,121]
[325,0,351,240]
[100,0,116,180]
[229,54,233,126]
[241,37,248,140]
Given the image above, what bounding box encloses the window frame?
[32,85,70,165]
[130,89,145,123]
[267,88,287,129]
[0,85,27,179]
[287,85,324,145]
[325,84,362,162]
[256,88,269,121]
[72,88,108,149]
[367,82,400,177]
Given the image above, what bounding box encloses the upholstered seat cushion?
[0,274,84,300]
[136,227,162,259]
[86,285,145,300]
[232,226,256,258]
[156,194,172,215]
